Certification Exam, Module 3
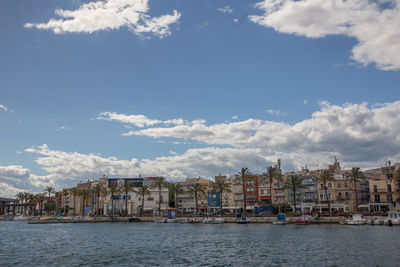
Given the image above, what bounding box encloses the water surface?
[0,222,398,266]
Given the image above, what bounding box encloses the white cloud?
[232,115,238,120]
[233,18,239,23]
[25,0,181,38]
[218,6,234,14]
[266,109,287,116]
[98,111,205,129]
[303,100,308,105]
[250,0,400,71]
[98,112,162,127]
[121,101,400,164]
[0,104,8,111]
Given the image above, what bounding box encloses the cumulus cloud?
[98,111,202,128]
[98,112,162,127]
[24,0,181,38]
[0,165,44,198]
[218,6,234,14]
[22,144,276,186]
[249,0,400,71]
[122,101,400,164]
[0,104,8,111]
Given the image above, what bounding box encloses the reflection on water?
[0,222,399,266]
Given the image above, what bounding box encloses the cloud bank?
[3,101,400,198]
[25,0,181,38]
[250,0,400,71]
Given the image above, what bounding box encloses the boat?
[345,214,366,225]
[188,217,201,224]
[273,214,287,225]
[384,211,400,226]
[367,217,383,225]
[13,215,29,221]
[202,217,224,224]
[295,215,312,225]
[236,217,249,224]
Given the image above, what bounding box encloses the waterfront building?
[0,197,17,215]
[103,177,169,216]
[175,177,210,213]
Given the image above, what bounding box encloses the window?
[374,185,378,192]
[147,197,154,201]
[345,183,348,188]
[375,195,380,202]
[388,194,393,202]
[345,192,349,200]
[328,183,332,189]
[338,192,342,197]
[260,190,265,195]
[320,194,323,199]
[338,183,341,188]
[388,184,392,192]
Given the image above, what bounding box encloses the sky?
[1,0,400,197]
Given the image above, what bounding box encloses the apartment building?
[175,177,210,213]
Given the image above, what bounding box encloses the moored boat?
[273,213,288,225]
[384,211,400,226]
[236,217,249,224]
[345,214,366,225]
[295,215,312,225]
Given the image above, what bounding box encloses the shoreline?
[11,215,393,225]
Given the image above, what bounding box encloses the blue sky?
[1,0,400,196]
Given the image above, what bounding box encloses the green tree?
[119,180,135,216]
[70,187,81,216]
[235,167,250,217]
[92,184,106,216]
[188,183,206,215]
[44,186,55,198]
[169,183,184,212]
[283,175,305,215]
[350,167,364,212]
[80,189,91,216]
[35,193,47,216]
[317,170,334,217]
[135,186,151,217]
[62,189,70,216]
[261,165,281,216]
[211,180,232,214]
[108,183,120,216]
[151,177,167,215]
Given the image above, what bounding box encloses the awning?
[260,196,271,201]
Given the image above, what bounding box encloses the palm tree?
[261,165,281,216]
[27,193,36,215]
[35,193,47,216]
[92,184,105,216]
[152,177,167,215]
[62,189,70,216]
[135,186,151,217]
[79,189,91,216]
[54,192,60,215]
[350,167,364,212]
[15,192,25,215]
[108,183,120,216]
[283,175,305,215]
[317,170,334,217]
[188,183,206,215]
[70,187,81,216]
[44,186,55,198]
[235,167,250,217]
[119,180,135,216]
[211,180,231,215]
[169,183,184,212]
